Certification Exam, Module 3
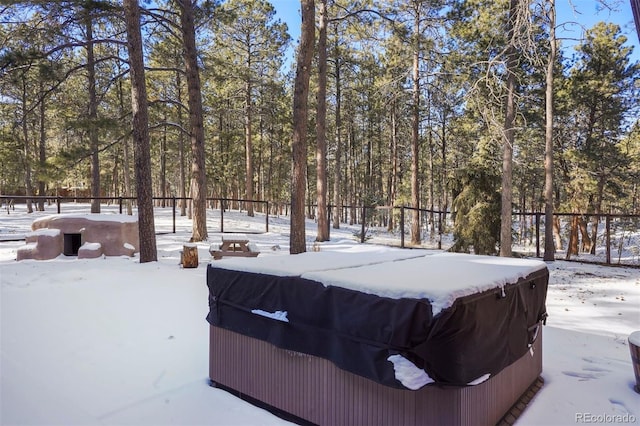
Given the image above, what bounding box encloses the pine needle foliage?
[450,159,501,255]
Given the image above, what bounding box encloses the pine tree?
[290,0,315,254]
[178,0,208,242]
[124,0,158,262]
[561,22,638,255]
[451,156,501,255]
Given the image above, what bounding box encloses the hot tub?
[206,250,548,425]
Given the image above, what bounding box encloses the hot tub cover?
[206,251,548,389]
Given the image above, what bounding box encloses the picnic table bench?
[210,234,259,260]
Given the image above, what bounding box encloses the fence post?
[361,206,366,243]
[438,210,443,250]
[535,212,541,258]
[400,206,405,249]
[265,201,269,233]
[119,197,123,214]
[220,199,224,233]
[56,196,61,214]
[606,215,611,265]
[172,196,176,234]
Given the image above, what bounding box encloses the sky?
[269,0,640,64]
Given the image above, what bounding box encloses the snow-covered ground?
[1,204,639,425]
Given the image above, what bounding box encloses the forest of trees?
[1,0,639,257]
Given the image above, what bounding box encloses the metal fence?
[0,195,269,235]
[512,212,640,266]
[2,195,639,267]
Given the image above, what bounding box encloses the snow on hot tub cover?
[206,251,548,389]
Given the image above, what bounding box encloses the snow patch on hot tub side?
[467,373,491,385]
[251,309,289,323]
[387,354,434,390]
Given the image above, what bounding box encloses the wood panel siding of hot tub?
[209,325,543,426]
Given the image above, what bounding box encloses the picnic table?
[210,234,259,260]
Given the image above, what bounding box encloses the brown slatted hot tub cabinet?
[207,252,549,426]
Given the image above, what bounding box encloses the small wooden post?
[181,243,199,268]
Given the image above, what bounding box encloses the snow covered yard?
[1,205,639,425]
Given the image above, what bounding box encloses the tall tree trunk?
[365,121,372,193]
[123,129,133,216]
[86,10,101,213]
[566,215,579,259]
[111,156,118,198]
[410,5,421,245]
[589,216,598,254]
[332,33,342,230]
[38,83,46,211]
[316,0,329,241]
[519,193,526,244]
[180,0,208,242]
[427,94,434,237]
[124,0,157,262]
[176,71,186,216]
[161,112,167,208]
[244,61,254,217]
[543,0,556,261]
[579,217,591,252]
[268,122,274,206]
[258,115,265,207]
[552,215,562,250]
[21,82,34,214]
[348,122,355,225]
[290,0,315,254]
[589,177,605,254]
[440,111,447,248]
[388,98,398,232]
[116,65,133,215]
[500,0,518,257]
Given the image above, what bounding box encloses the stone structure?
[17,214,139,261]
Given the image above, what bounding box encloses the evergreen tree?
[212,0,289,217]
[179,0,208,242]
[451,155,501,255]
[543,0,557,261]
[124,0,158,262]
[290,0,315,254]
[560,22,639,255]
[316,0,329,241]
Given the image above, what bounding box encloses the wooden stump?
[181,244,199,268]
